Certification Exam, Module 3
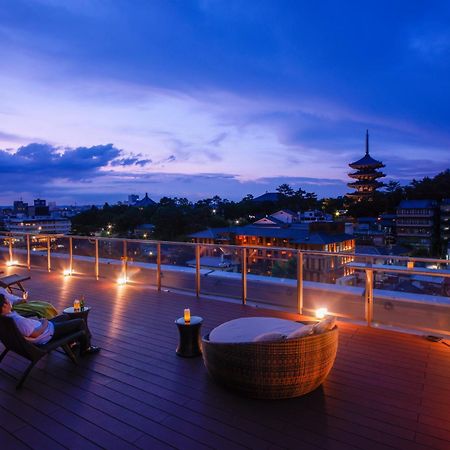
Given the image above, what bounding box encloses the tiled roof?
[349,153,384,168]
[251,192,280,202]
[398,199,436,209]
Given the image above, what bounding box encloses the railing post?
[156,242,161,291]
[297,251,304,315]
[95,239,99,280]
[365,267,374,326]
[195,244,201,298]
[8,236,13,264]
[122,240,128,281]
[26,234,31,269]
[69,236,73,274]
[47,236,51,272]
[242,247,247,305]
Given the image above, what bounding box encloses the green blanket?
[13,301,58,319]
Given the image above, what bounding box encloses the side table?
[175,316,203,357]
[63,306,92,343]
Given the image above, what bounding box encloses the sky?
[0,0,449,205]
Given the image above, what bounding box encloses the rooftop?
[1,267,449,450]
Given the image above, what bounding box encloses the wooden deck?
[0,268,449,450]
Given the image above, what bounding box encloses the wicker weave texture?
[202,326,338,399]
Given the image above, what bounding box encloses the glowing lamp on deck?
[6,260,18,267]
[184,308,191,324]
[117,276,128,285]
[315,307,328,319]
[407,261,414,269]
[63,269,72,277]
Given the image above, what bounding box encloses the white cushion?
[253,332,286,342]
[287,324,314,339]
[313,316,336,335]
[209,317,306,343]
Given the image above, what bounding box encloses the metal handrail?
[2,232,449,331]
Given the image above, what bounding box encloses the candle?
[184,308,191,323]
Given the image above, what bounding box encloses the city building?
[396,199,437,252]
[347,130,385,201]
[440,198,450,258]
[191,221,355,283]
[128,194,139,205]
[5,217,71,234]
[28,198,50,217]
[13,200,28,215]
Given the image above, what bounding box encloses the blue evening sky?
[0,0,449,204]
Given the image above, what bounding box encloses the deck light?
[407,261,414,269]
[63,269,72,276]
[6,260,18,267]
[184,308,191,323]
[117,276,128,285]
[315,307,328,319]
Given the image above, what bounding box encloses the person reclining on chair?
[0,294,100,354]
[0,287,58,319]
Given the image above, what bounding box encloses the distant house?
[270,209,298,223]
[300,210,332,223]
[253,216,285,226]
[135,223,155,239]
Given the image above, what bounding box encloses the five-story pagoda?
[347,130,385,201]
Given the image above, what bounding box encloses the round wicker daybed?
[202,322,338,399]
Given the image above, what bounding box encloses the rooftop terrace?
[0,267,449,450]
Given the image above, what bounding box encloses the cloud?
[0,142,154,187]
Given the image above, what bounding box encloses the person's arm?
[0,288,24,305]
[29,319,48,338]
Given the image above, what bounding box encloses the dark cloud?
[0,143,155,195]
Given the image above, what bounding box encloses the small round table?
[63,306,92,341]
[175,316,203,358]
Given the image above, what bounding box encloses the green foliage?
[70,170,450,240]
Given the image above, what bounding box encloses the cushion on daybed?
[253,331,287,342]
[313,316,336,334]
[209,317,306,343]
[287,324,314,339]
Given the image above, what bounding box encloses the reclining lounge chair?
[0,315,84,389]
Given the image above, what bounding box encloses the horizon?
[1,1,449,203]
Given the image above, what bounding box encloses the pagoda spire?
[365,129,369,155]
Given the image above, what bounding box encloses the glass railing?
[1,232,449,337]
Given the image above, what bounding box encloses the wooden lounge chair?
[0,315,83,389]
[0,274,31,294]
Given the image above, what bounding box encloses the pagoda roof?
[347,180,383,188]
[348,171,385,179]
[349,154,384,169]
[346,191,374,198]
